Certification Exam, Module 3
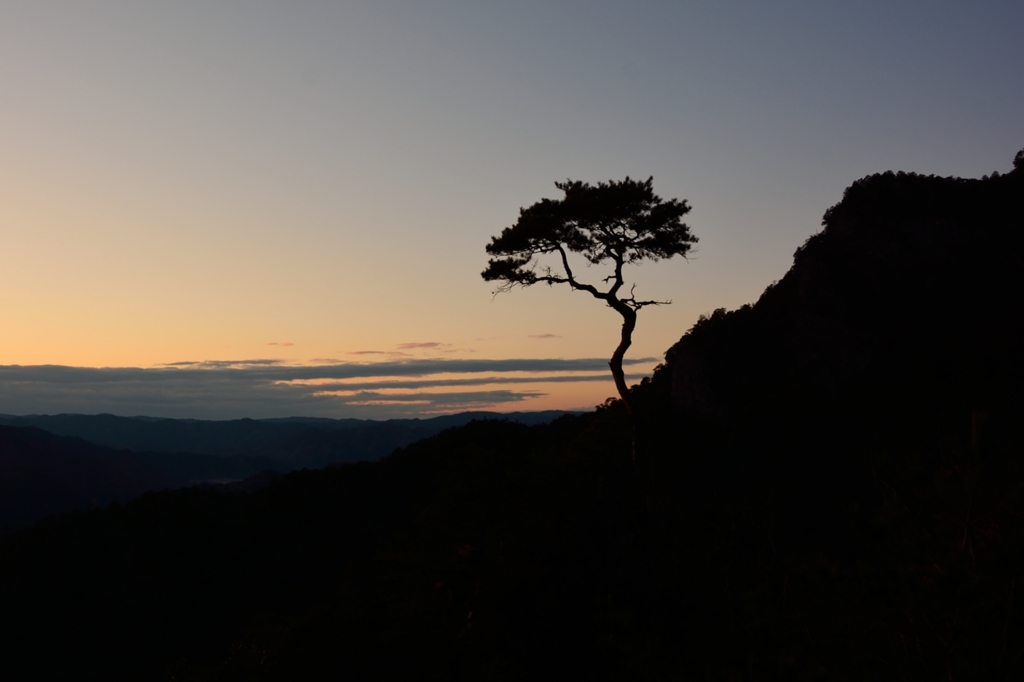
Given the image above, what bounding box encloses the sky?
[1,0,1021,419]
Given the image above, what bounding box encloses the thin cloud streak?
[162,359,287,368]
[336,390,543,405]
[298,373,647,392]
[346,351,413,357]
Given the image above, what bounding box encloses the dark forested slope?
[0,416,627,680]
[658,157,1024,426]
[625,152,1024,677]
[0,425,177,534]
[1,153,1022,680]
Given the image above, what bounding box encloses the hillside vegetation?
[1,154,1022,680]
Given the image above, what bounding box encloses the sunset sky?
[2,1,1021,419]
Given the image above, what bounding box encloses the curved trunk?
[609,304,637,415]
[611,301,654,510]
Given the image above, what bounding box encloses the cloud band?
[0,358,657,420]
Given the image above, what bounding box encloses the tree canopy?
[482,177,696,412]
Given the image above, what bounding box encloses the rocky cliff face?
[658,152,1024,430]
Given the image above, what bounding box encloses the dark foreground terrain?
[1,153,1022,680]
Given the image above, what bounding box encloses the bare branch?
[627,299,670,310]
[555,245,608,301]
[621,283,670,311]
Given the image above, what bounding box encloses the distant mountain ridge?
[0,410,578,531]
[0,410,576,462]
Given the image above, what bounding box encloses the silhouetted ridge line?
[648,164,1024,427]
[0,410,578,465]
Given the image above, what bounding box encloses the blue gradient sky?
[1,1,1021,418]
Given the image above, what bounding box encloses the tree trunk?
[610,304,656,518]
[609,304,637,415]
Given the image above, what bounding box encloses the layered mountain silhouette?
[0,410,573,465]
[0,153,1022,680]
[0,411,575,531]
